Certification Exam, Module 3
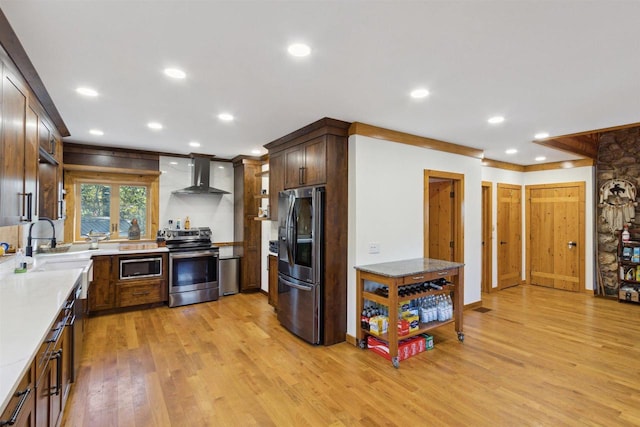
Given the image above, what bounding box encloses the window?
[64,170,159,242]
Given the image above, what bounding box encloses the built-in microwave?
[119,256,163,280]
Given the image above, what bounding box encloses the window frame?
[63,169,160,243]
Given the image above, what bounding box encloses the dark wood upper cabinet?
[0,64,37,226]
[284,136,327,189]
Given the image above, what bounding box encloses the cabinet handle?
[500,241,507,245]
[53,350,62,396]
[58,200,64,219]
[132,291,151,296]
[0,387,31,426]
[299,167,304,185]
[46,324,64,344]
[411,276,424,280]
[19,193,33,222]
[437,271,450,276]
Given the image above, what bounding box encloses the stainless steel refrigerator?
[277,186,324,344]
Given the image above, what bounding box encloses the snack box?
[367,335,426,362]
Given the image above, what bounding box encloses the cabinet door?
[284,145,304,189]
[301,138,326,186]
[89,256,115,311]
[269,152,285,220]
[0,69,27,226]
[283,138,327,189]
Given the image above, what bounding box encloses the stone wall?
[596,127,640,295]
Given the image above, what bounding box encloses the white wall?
[159,156,235,257]
[348,135,483,337]
[481,165,595,290]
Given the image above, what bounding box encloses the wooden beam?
[524,158,594,172]
[349,122,484,159]
[481,158,525,172]
[534,134,599,159]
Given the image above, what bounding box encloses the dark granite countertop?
[355,258,464,278]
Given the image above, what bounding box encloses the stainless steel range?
[164,227,219,307]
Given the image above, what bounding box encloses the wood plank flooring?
[62,286,640,426]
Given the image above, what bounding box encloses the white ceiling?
[1,1,639,164]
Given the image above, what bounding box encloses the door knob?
[499,241,507,245]
[568,241,577,249]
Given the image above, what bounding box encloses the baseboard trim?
[464,300,483,311]
[345,334,357,346]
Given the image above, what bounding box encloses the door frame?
[423,170,464,263]
[525,181,586,290]
[482,181,492,293]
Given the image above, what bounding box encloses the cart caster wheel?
[358,339,367,350]
[392,357,399,369]
[457,332,465,342]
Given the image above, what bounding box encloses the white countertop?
[0,266,82,413]
[0,242,169,412]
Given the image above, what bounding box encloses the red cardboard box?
[397,319,410,336]
[367,335,425,362]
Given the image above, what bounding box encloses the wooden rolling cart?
[355,258,464,368]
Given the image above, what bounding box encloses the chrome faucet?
[26,217,57,257]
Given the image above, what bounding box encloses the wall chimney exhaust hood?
[172,155,230,195]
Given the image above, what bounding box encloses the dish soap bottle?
[184,216,190,230]
[14,248,26,273]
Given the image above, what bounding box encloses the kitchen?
[1,1,640,426]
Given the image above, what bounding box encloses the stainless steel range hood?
[172,155,230,195]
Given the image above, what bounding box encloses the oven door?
[169,249,219,294]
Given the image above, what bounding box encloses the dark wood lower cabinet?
[89,253,168,313]
[0,363,35,427]
[268,255,278,309]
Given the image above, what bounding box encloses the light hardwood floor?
[62,286,640,426]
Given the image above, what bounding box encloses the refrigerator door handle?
[286,195,295,266]
[279,275,314,291]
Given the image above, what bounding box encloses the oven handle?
[170,250,219,259]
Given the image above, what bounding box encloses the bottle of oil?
[184,216,191,229]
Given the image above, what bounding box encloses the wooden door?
[497,183,522,289]
[429,180,454,261]
[424,170,464,264]
[482,182,492,293]
[268,255,278,309]
[527,183,584,292]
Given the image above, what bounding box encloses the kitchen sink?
[32,258,94,298]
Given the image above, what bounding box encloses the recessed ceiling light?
[505,148,518,154]
[188,163,194,167]
[218,113,234,122]
[76,87,98,97]
[410,88,430,99]
[189,141,201,148]
[534,132,550,140]
[169,161,178,165]
[535,156,547,162]
[287,43,311,57]
[488,116,505,124]
[218,166,225,169]
[164,68,186,79]
[147,122,163,130]
[89,129,104,136]
[251,149,261,155]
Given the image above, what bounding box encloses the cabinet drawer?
[0,363,34,426]
[402,269,456,284]
[117,280,166,307]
